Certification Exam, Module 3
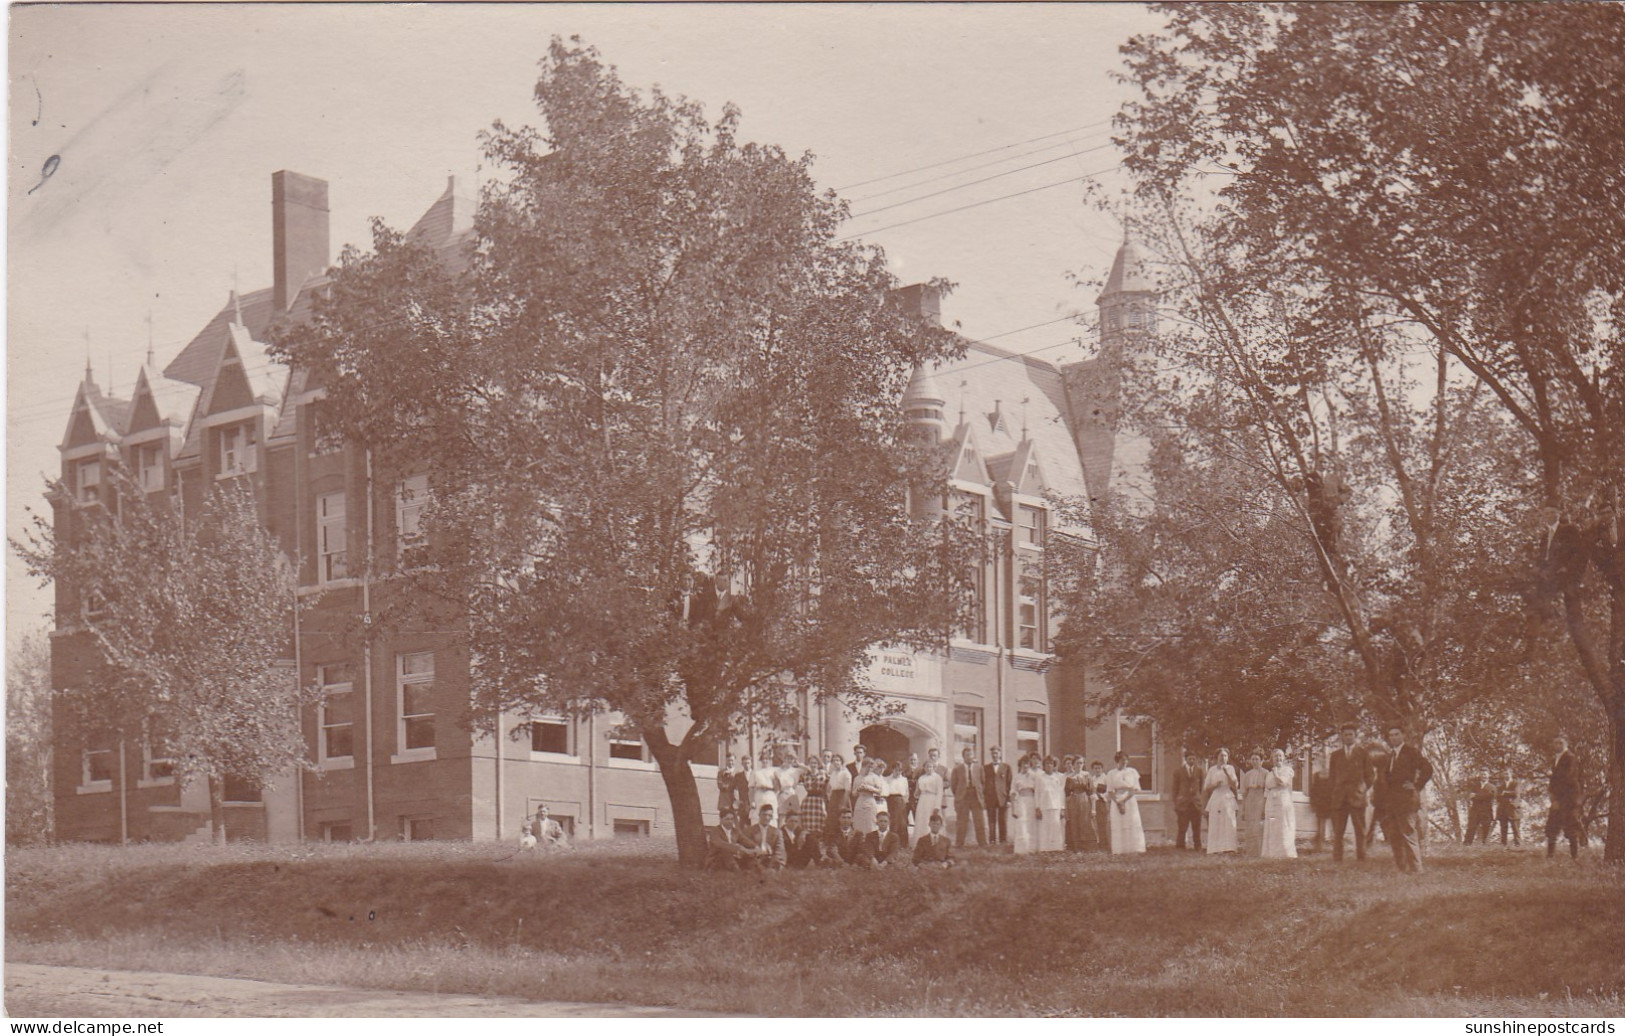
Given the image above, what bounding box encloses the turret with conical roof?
[1096,228,1157,358]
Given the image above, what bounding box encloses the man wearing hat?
[1327,722,1374,861]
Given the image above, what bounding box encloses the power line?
[831,118,1115,193]
[839,163,1123,241]
[848,142,1119,220]
[848,129,1115,205]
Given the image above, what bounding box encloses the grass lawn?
[6,837,1622,1016]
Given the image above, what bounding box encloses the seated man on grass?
[705,810,757,871]
[912,811,954,868]
[745,804,786,869]
[521,805,567,851]
[867,810,906,868]
[782,808,822,870]
[827,809,862,867]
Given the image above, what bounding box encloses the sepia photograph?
[6,1,1624,1022]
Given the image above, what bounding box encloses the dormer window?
[75,458,101,503]
[218,421,258,477]
[1017,504,1046,547]
[136,444,164,492]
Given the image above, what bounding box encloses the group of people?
[706,742,1157,870]
[1458,772,1526,846]
[1169,745,1302,858]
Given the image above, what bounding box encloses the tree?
[14,473,309,842]
[6,630,55,845]
[1114,2,1625,858]
[274,38,973,866]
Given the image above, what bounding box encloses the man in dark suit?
[1374,724,1432,873]
[1496,769,1523,846]
[847,744,868,781]
[1546,736,1582,860]
[832,809,867,867]
[705,811,756,871]
[867,811,906,867]
[781,808,821,869]
[912,811,954,867]
[950,747,989,847]
[984,746,1013,845]
[744,804,785,869]
[1172,749,1204,850]
[1327,722,1374,861]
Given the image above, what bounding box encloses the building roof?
[60,375,132,450]
[1099,235,1155,299]
[405,175,478,271]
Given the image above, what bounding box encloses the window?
[402,816,435,841]
[396,474,429,561]
[952,707,983,764]
[81,744,114,790]
[530,717,572,756]
[396,652,436,754]
[76,458,102,504]
[613,819,650,838]
[319,663,355,764]
[317,492,348,583]
[136,444,164,492]
[218,421,257,476]
[1017,713,1045,761]
[953,492,987,642]
[141,741,176,785]
[321,821,353,843]
[1017,504,1046,547]
[1117,714,1156,792]
[609,736,649,762]
[307,399,343,456]
[1017,556,1046,650]
[222,775,260,803]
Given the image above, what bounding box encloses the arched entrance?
[859,718,939,769]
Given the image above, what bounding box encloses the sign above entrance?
[860,645,944,698]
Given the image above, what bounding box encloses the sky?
[6,2,1164,643]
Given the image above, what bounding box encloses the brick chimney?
[272,171,330,313]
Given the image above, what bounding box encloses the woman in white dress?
[851,758,887,834]
[913,759,945,835]
[776,750,804,816]
[1203,747,1241,854]
[1011,755,1039,855]
[1106,751,1147,855]
[1261,748,1298,858]
[1034,755,1068,853]
[749,750,780,826]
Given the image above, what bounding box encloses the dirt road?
[4,963,718,1018]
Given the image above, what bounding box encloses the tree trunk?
[1608,683,1624,862]
[646,729,707,868]
[208,774,227,845]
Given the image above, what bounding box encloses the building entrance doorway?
[859,724,910,768]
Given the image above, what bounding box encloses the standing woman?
[1011,754,1039,855]
[801,751,829,840]
[1090,760,1112,852]
[1106,751,1147,855]
[1203,747,1241,854]
[914,755,945,839]
[1066,757,1098,851]
[1035,755,1068,853]
[885,760,911,846]
[1239,750,1268,855]
[777,749,804,816]
[750,749,780,826]
[851,758,886,835]
[826,754,851,841]
[1261,748,1298,858]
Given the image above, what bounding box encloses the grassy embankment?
[7,838,1622,1016]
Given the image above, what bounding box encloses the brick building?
[49,170,1237,846]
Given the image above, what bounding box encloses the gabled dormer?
[947,422,992,487]
[59,368,129,506]
[181,301,288,482]
[123,360,200,494]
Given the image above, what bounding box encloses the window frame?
[136,443,165,493]
[1016,711,1046,761]
[392,651,437,763]
[395,474,430,563]
[76,457,102,504]
[952,706,983,766]
[612,818,651,838]
[317,662,356,768]
[216,420,258,478]
[528,716,576,759]
[316,491,348,585]
[606,732,656,770]
[138,740,176,788]
[78,744,114,794]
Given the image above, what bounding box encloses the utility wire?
[849,143,1118,220]
[831,118,1115,192]
[839,163,1122,241]
[848,129,1115,205]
